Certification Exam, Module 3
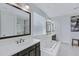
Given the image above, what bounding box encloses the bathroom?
[0,3,58,56]
[0,3,79,56]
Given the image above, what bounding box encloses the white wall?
[55,12,79,44]
[55,15,71,44]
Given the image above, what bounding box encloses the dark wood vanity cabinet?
[13,42,40,56]
[52,35,56,40]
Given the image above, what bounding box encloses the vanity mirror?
[0,3,31,39]
[46,20,55,34]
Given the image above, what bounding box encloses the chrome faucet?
[20,38,22,43]
[16,38,25,44]
[20,38,24,43]
[20,38,25,43]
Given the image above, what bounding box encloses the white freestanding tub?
[41,41,61,56]
[32,34,61,56]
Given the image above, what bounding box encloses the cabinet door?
[35,46,40,56]
[23,53,29,56]
[18,49,29,56]
[52,35,56,40]
[35,43,40,56]
[29,49,36,56]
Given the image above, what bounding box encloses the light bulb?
[25,5,30,9]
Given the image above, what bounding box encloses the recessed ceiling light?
[21,5,30,11]
[25,5,30,9]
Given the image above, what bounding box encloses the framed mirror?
[0,3,31,39]
[46,20,56,34]
[46,21,51,33]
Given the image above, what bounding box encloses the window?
[32,12,46,36]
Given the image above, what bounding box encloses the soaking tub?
[41,41,61,56]
[32,34,61,56]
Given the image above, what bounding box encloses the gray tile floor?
[57,43,79,56]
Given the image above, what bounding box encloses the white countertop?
[46,32,56,36]
[0,38,40,56]
[0,32,56,56]
[32,32,56,39]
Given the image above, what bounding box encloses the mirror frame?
[0,3,31,39]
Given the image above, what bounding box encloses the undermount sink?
[16,39,33,46]
[16,38,39,49]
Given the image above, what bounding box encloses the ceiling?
[33,3,79,18]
